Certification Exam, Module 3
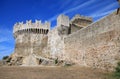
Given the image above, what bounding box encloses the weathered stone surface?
[64,11,120,70]
[47,14,70,60]
[57,25,70,37]
[57,14,69,27]
[11,11,120,71]
[22,54,38,66]
[70,14,93,33]
[48,27,65,59]
[13,21,50,65]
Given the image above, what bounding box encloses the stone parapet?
[13,20,50,33]
[71,14,93,23]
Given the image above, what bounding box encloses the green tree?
[114,62,120,78]
[2,56,9,60]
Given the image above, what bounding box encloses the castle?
[9,10,120,71]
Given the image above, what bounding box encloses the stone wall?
[64,11,120,70]
[48,27,65,60]
[57,14,69,27]
[14,33,48,57]
[70,24,83,33]
[13,32,49,65]
[13,20,50,65]
[47,14,70,60]
[70,14,93,33]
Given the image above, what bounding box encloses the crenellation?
[35,20,41,26]
[13,20,50,36]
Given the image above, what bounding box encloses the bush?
[63,61,73,67]
[115,63,120,72]
[104,62,120,79]
[114,62,120,78]
[64,63,72,67]
[2,56,9,60]
[54,58,58,64]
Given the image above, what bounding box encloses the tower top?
[57,14,70,27]
[13,20,50,33]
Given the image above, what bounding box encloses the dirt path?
[0,66,110,79]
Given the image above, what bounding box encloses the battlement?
[13,20,50,33]
[71,14,93,23]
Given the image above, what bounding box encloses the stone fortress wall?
[11,9,120,70]
[48,14,93,60]
[47,14,92,60]
[64,11,120,70]
[12,13,92,65]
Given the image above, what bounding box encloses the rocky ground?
[0,66,113,79]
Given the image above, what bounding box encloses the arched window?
[46,29,49,34]
[38,29,40,33]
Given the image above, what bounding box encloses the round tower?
[13,20,50,57]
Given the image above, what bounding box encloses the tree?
[2,56,9,60]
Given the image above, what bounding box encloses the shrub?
[63,61,73,67]
[2,56,9,60]
[64,63,72,67]
[114,62,120,78]
[54,58,58,64]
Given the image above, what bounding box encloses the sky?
[0,0,119,59]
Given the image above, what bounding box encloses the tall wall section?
[64,11,120,70]
[48,27,65,59]
[47,14,70,60]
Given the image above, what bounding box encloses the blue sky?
[0,0,119,59]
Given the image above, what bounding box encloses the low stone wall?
[64,11,120,70]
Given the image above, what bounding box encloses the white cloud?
[0,28,13,42]
[0,38,8,43]
[62,0,96,14]
[59,0,72,10]
[0,48,14,59]
[0,46,8,51]
[90,9,115,18]
[48,0,96,23]
[0,28,14,59]
[48,0,118,27]
[93,2,117,14]
[88,2,117,19]
[48,14,58,22]
[0,29,11,35]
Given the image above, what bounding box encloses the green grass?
[104,62,120,79]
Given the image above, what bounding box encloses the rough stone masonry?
[8,10,120,71]
[64,11,120,70]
